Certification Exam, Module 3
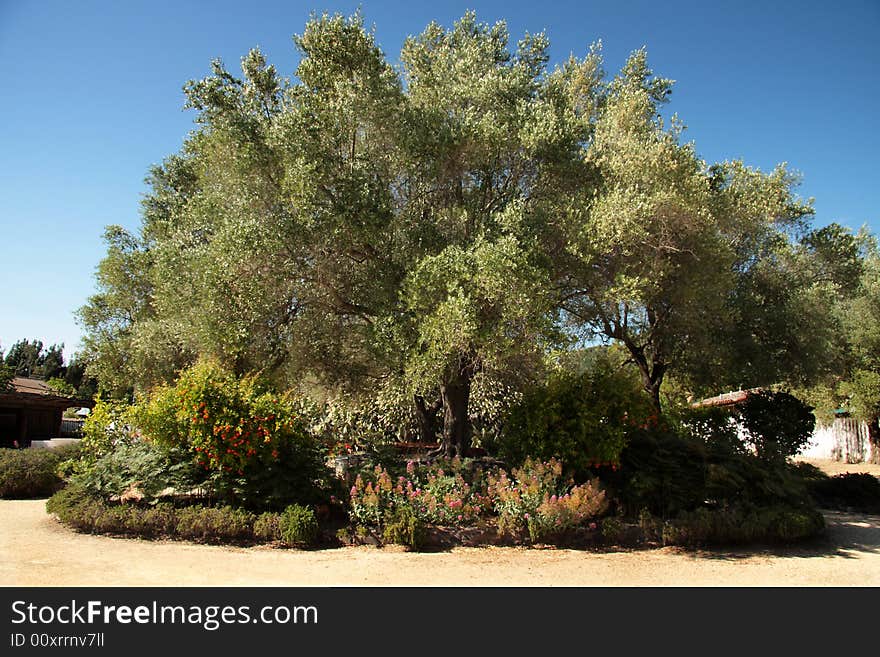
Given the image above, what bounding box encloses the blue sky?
[1,0,877,359]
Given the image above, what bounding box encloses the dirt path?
[2,499,878,586]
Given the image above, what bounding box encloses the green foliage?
[254,512,283,542]
[279,504,320,546]
[807,473,880,513]
[77,8,871,460]
[611,425,707,517]
[382,505,425,550]
[45,377,76,396]
[3,339,66,379]
[737,390,816,461]
[609,418,818,518]
[680,405,743,455]
[0,363,15,391]
[500,356,650,476]
[309,386,416,453]
[652,505,825,546]
[599,516,626,544]
[46,485,274,544]
[80,397,135,461]
[0,448,71,498]
[72,439,201,503]
[174,506,256,543]
[136,360,328,510]
[45,482,102,528]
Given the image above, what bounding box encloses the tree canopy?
[79,11,850,455]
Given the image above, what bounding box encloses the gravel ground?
[2,459,878,587]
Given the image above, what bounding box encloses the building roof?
[692,388,760,409]
[0,377,95,409]
[11,377,56,395]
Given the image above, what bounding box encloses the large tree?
[80,11,833,452]
[556,52,817,411]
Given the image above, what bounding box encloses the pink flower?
[523,513,530,520]
[589,522,597,530]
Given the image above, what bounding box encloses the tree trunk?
[440,369,472,458]
[626,346,665,416]
[414,395,441,444]
[645,378,663,416]
[869,415,880,465]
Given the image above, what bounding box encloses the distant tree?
[4,339,44,377]
[801,229,880,460]
[0,363,13,392]
[3,339,66,379]
[64,356,98,399]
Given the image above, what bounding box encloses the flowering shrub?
[136,360,328,510]
[488,458,608,541]
[349,458,493,528]
[349,457,606,543]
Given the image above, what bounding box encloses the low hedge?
[807,472,880,514]
[45,484,320,547]
[638,505,826,547]
[0,444,82,498]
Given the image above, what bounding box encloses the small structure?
[693,389,877,464]
[0,377,95,448]
[800,411,877,464]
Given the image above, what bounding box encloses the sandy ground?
[795,457,880,477]
[2,459,878,587]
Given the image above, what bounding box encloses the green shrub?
[72,439,202,503]
[658,505,825,546]
[609,418,819,518]
[80,398,134,461]
[140,504,179,536]
[500,359,651,478]
[599,516,626,544]
[382,505,425,550]
[0,448,67,498]
[135,360,329,510]
[48,485,270,543]
[279,505,319,546]
[680,405,744,455]
[254,512,283,542]
[808,473,880,513]
[737,390,816,462]
[46,481,92,517]
[610,426,708,517]
[174,505,255,543]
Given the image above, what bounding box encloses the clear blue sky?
[1,0,877,360]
